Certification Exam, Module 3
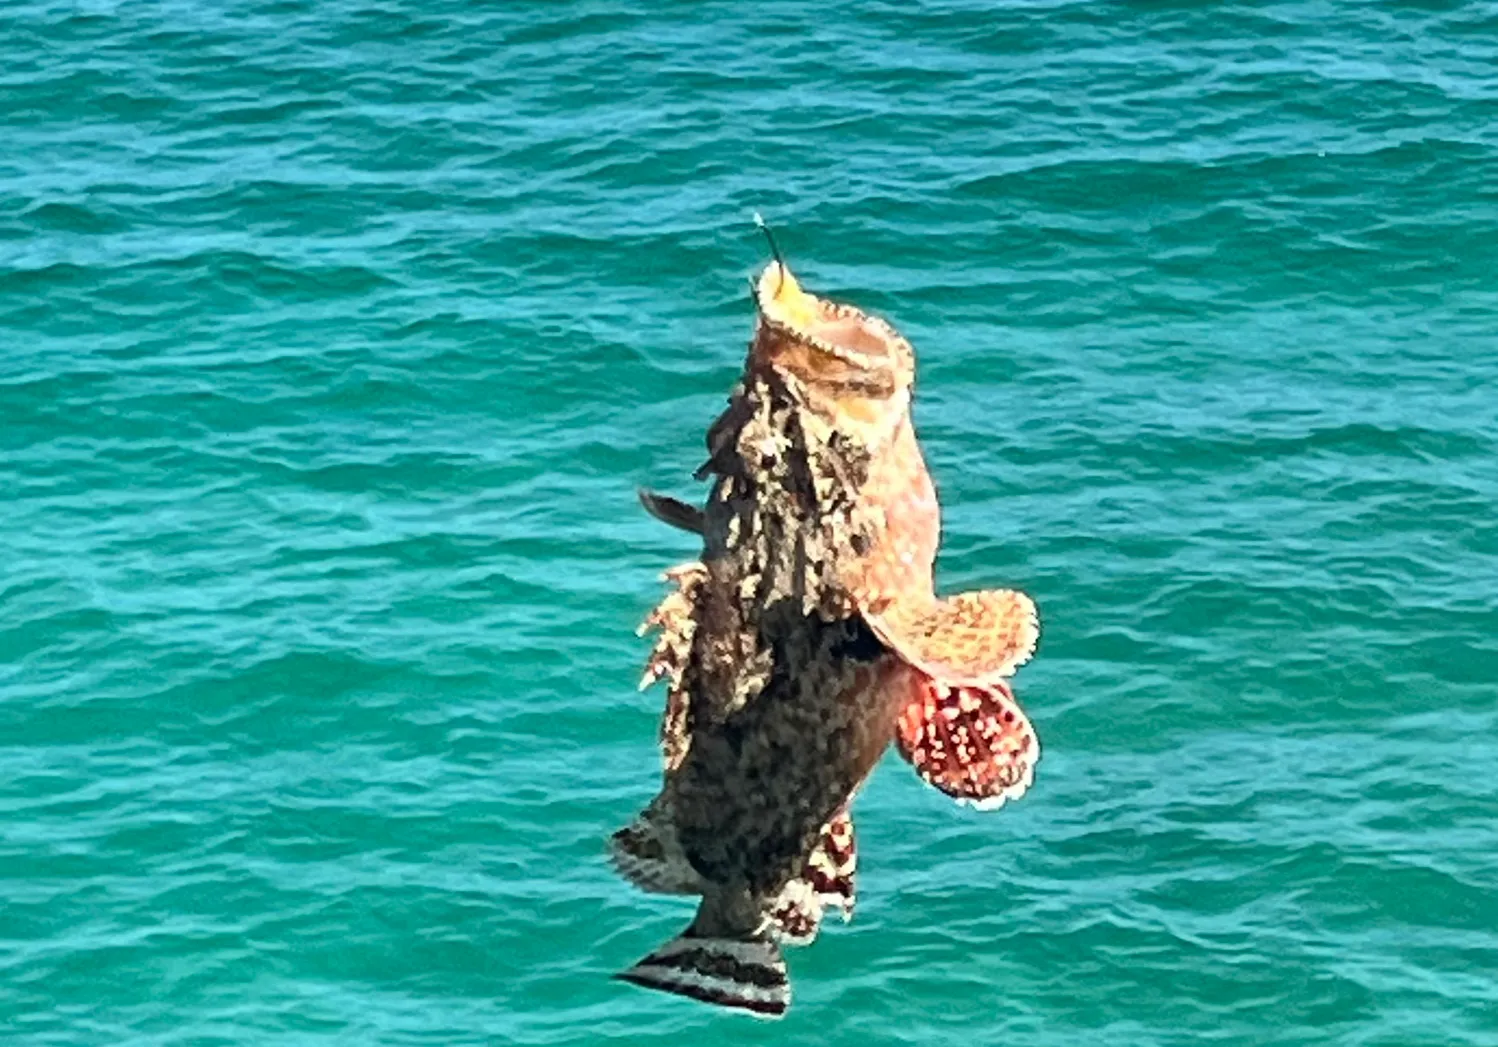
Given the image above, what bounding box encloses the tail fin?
[616,930,789,1018]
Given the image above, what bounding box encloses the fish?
[611,253,1041,1017]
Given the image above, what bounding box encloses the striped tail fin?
[615,930,789,1018]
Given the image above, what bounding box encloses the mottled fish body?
[613,259,1042,1016]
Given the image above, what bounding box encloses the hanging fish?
[612,234,1040,1017]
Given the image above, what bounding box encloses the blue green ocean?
[4,1,1497,1043]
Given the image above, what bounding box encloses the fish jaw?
[749,262,915,453]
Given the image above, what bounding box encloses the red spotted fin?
[895,676,1038,809]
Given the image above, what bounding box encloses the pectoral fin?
[866,589,1038,685]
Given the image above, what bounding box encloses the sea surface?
[4,1,1497,1044]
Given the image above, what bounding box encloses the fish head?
[750,262,915,449]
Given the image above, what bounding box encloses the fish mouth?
[752,262,914,389]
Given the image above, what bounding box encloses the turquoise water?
[4,1,1497,1042]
